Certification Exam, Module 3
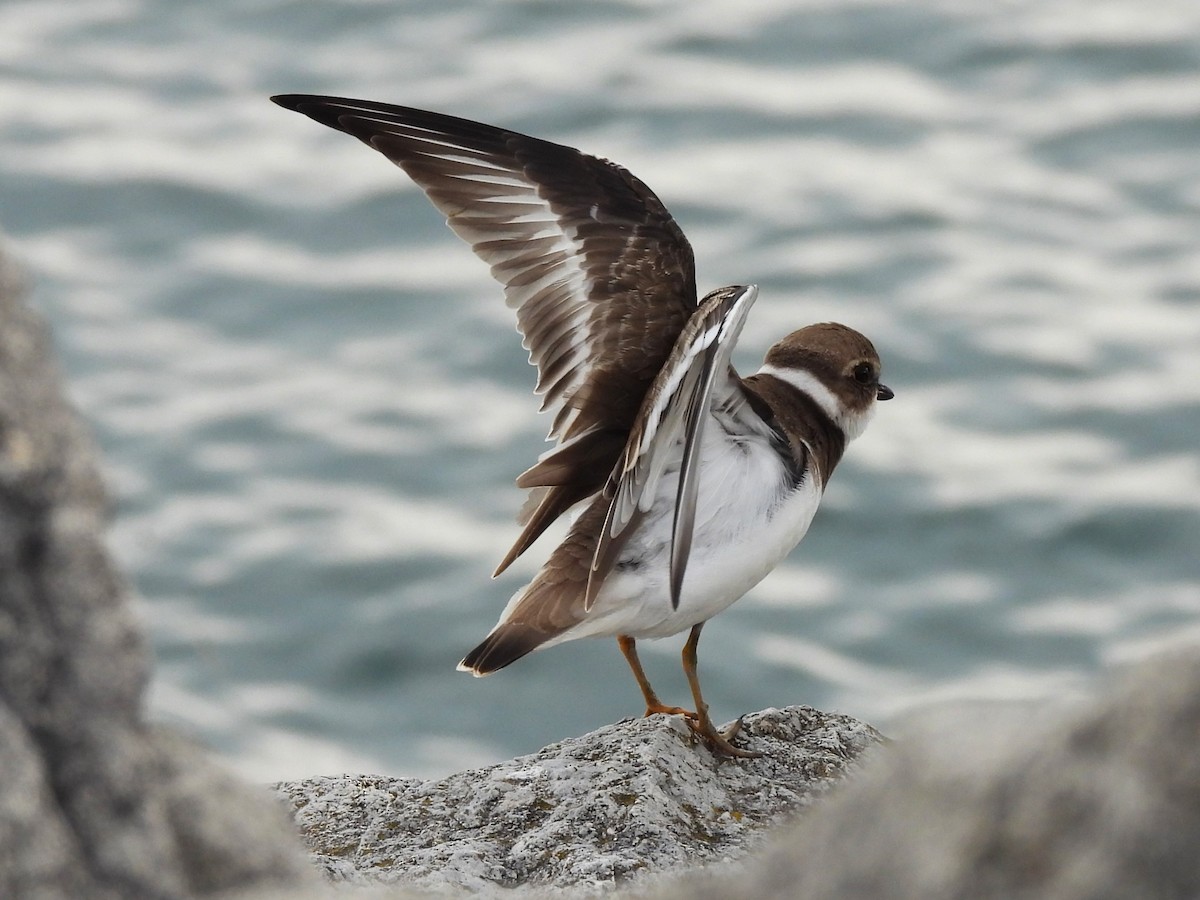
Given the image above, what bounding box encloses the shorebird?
[273,95,892,757]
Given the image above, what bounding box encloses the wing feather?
[586,285,760,609]
[273,94,697,570]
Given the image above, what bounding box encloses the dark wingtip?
[270,94,309,111]
[669,577,682,611]
[270,94,346,117]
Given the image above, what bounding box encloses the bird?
[272,94,893,757]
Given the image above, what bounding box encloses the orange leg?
[617,635,696,719]
[680,623,762,759]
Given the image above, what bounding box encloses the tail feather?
[458,623,555,676]
[464,507,601,676]
[492,483,590,577]
[493,427,624,576]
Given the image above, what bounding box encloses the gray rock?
[0,245,318,899]
[658,649,1200,900]
[275,707,883,893]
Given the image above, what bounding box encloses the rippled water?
[3,0,1199,780]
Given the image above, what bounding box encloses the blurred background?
[2,0,1198,782]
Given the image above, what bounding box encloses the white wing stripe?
[275,94,703,576]
[638,320,722,456]
[366,128,604,439]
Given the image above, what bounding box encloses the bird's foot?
[643,702,699,720]
[687,712,763,759]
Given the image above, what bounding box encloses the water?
[3,0,1198,781]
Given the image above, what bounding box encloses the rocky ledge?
[275,706,882,892]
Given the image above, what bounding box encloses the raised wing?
[272,95,698,572]
[587,284,761,610]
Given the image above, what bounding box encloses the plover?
[272,95,892,757]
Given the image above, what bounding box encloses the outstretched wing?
[587,284,761,610]
[272,95,697,571]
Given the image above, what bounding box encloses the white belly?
[553,422,823,643]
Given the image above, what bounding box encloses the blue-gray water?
[3,1,1198,780]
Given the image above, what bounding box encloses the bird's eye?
[852,362,875,385]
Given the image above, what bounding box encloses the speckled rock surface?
[276,706,883,893]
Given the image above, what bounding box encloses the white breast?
[558,420,823,643]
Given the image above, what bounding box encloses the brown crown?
[763,322,884,412]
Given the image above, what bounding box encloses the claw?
[721,715,746,742]
[687,710,763,759]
